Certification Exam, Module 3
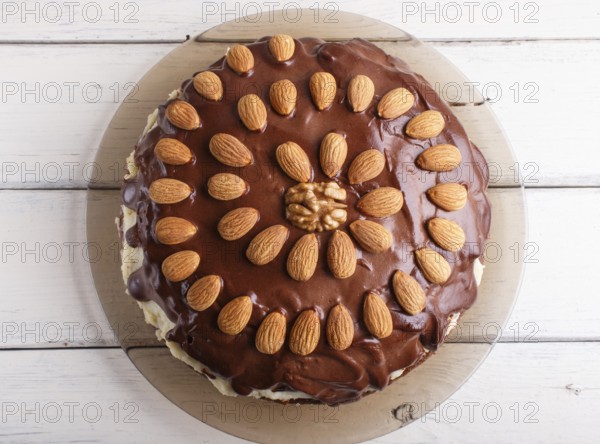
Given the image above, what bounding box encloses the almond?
[349,220,392,253]
[326,304,354,350]
[363,292,393,339]
[226,44,254,74]
[287,234,319,281]
[357,187,404,218]
[347,75,375,112]
[256,311,286,354]
[246,225,289,265]
[392,271,426,315]
[276,141,313,182]
[426,183,468,211]
[217,207,259,241]
[238,94,267,131]
[192,71,223,101]
[268,34,295,62]
[217,296,252,335]
[327,230,356,279]
[377,88,415,119]
[416,144,461,172]
[209,133,253,167]
[148,178,192,204]
[406,110,445,139]
[289,310,320,356]
[161,250,200,282]
[269,79,297,116]
[309,72,337,111]
[165,100,200,130]
[207,173,247,201]
[427,218,466,252]
[348,149,386,184]
[154,138,193,165]
[187,275,222,311]
[155,217,197,245]
[320,132,347,177]
[415,248,451,285]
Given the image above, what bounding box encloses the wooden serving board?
[87,10,526,443]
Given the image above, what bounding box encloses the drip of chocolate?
[121,37,491,405]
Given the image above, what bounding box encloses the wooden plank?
[0,0,598,41]
[0,187,596,348]
[440,40,600,187]
[0,190,117,348]
[501,188,600,343]
[0,343,597,442]
[1,40,598,188]
[0,44,173,189]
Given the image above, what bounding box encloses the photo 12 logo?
[200,401,339,424]
[200,1,340,24]
[1,401,139,424]
[1,1,140,24]
[394,400,540,424]
[1,81,139,104]
[399,1,540,24]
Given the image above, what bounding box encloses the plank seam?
[1,37,600,45]
[1,339,598,352]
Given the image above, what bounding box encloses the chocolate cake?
[118,35,491,405]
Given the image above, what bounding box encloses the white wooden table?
[1,1,599,442]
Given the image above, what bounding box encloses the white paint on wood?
[0,44,172,189]
[0,343,597,442]
[439,40,600,187]
[0,191,117,348]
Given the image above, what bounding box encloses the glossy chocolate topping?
[121,37,491,405]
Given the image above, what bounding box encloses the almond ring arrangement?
[119,36,491,405]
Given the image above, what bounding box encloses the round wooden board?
[87,10,526,443]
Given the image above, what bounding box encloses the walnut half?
[285,182,347,232]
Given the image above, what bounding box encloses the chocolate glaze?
[121,37,491,405]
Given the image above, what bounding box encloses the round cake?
[118,36,491,405]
